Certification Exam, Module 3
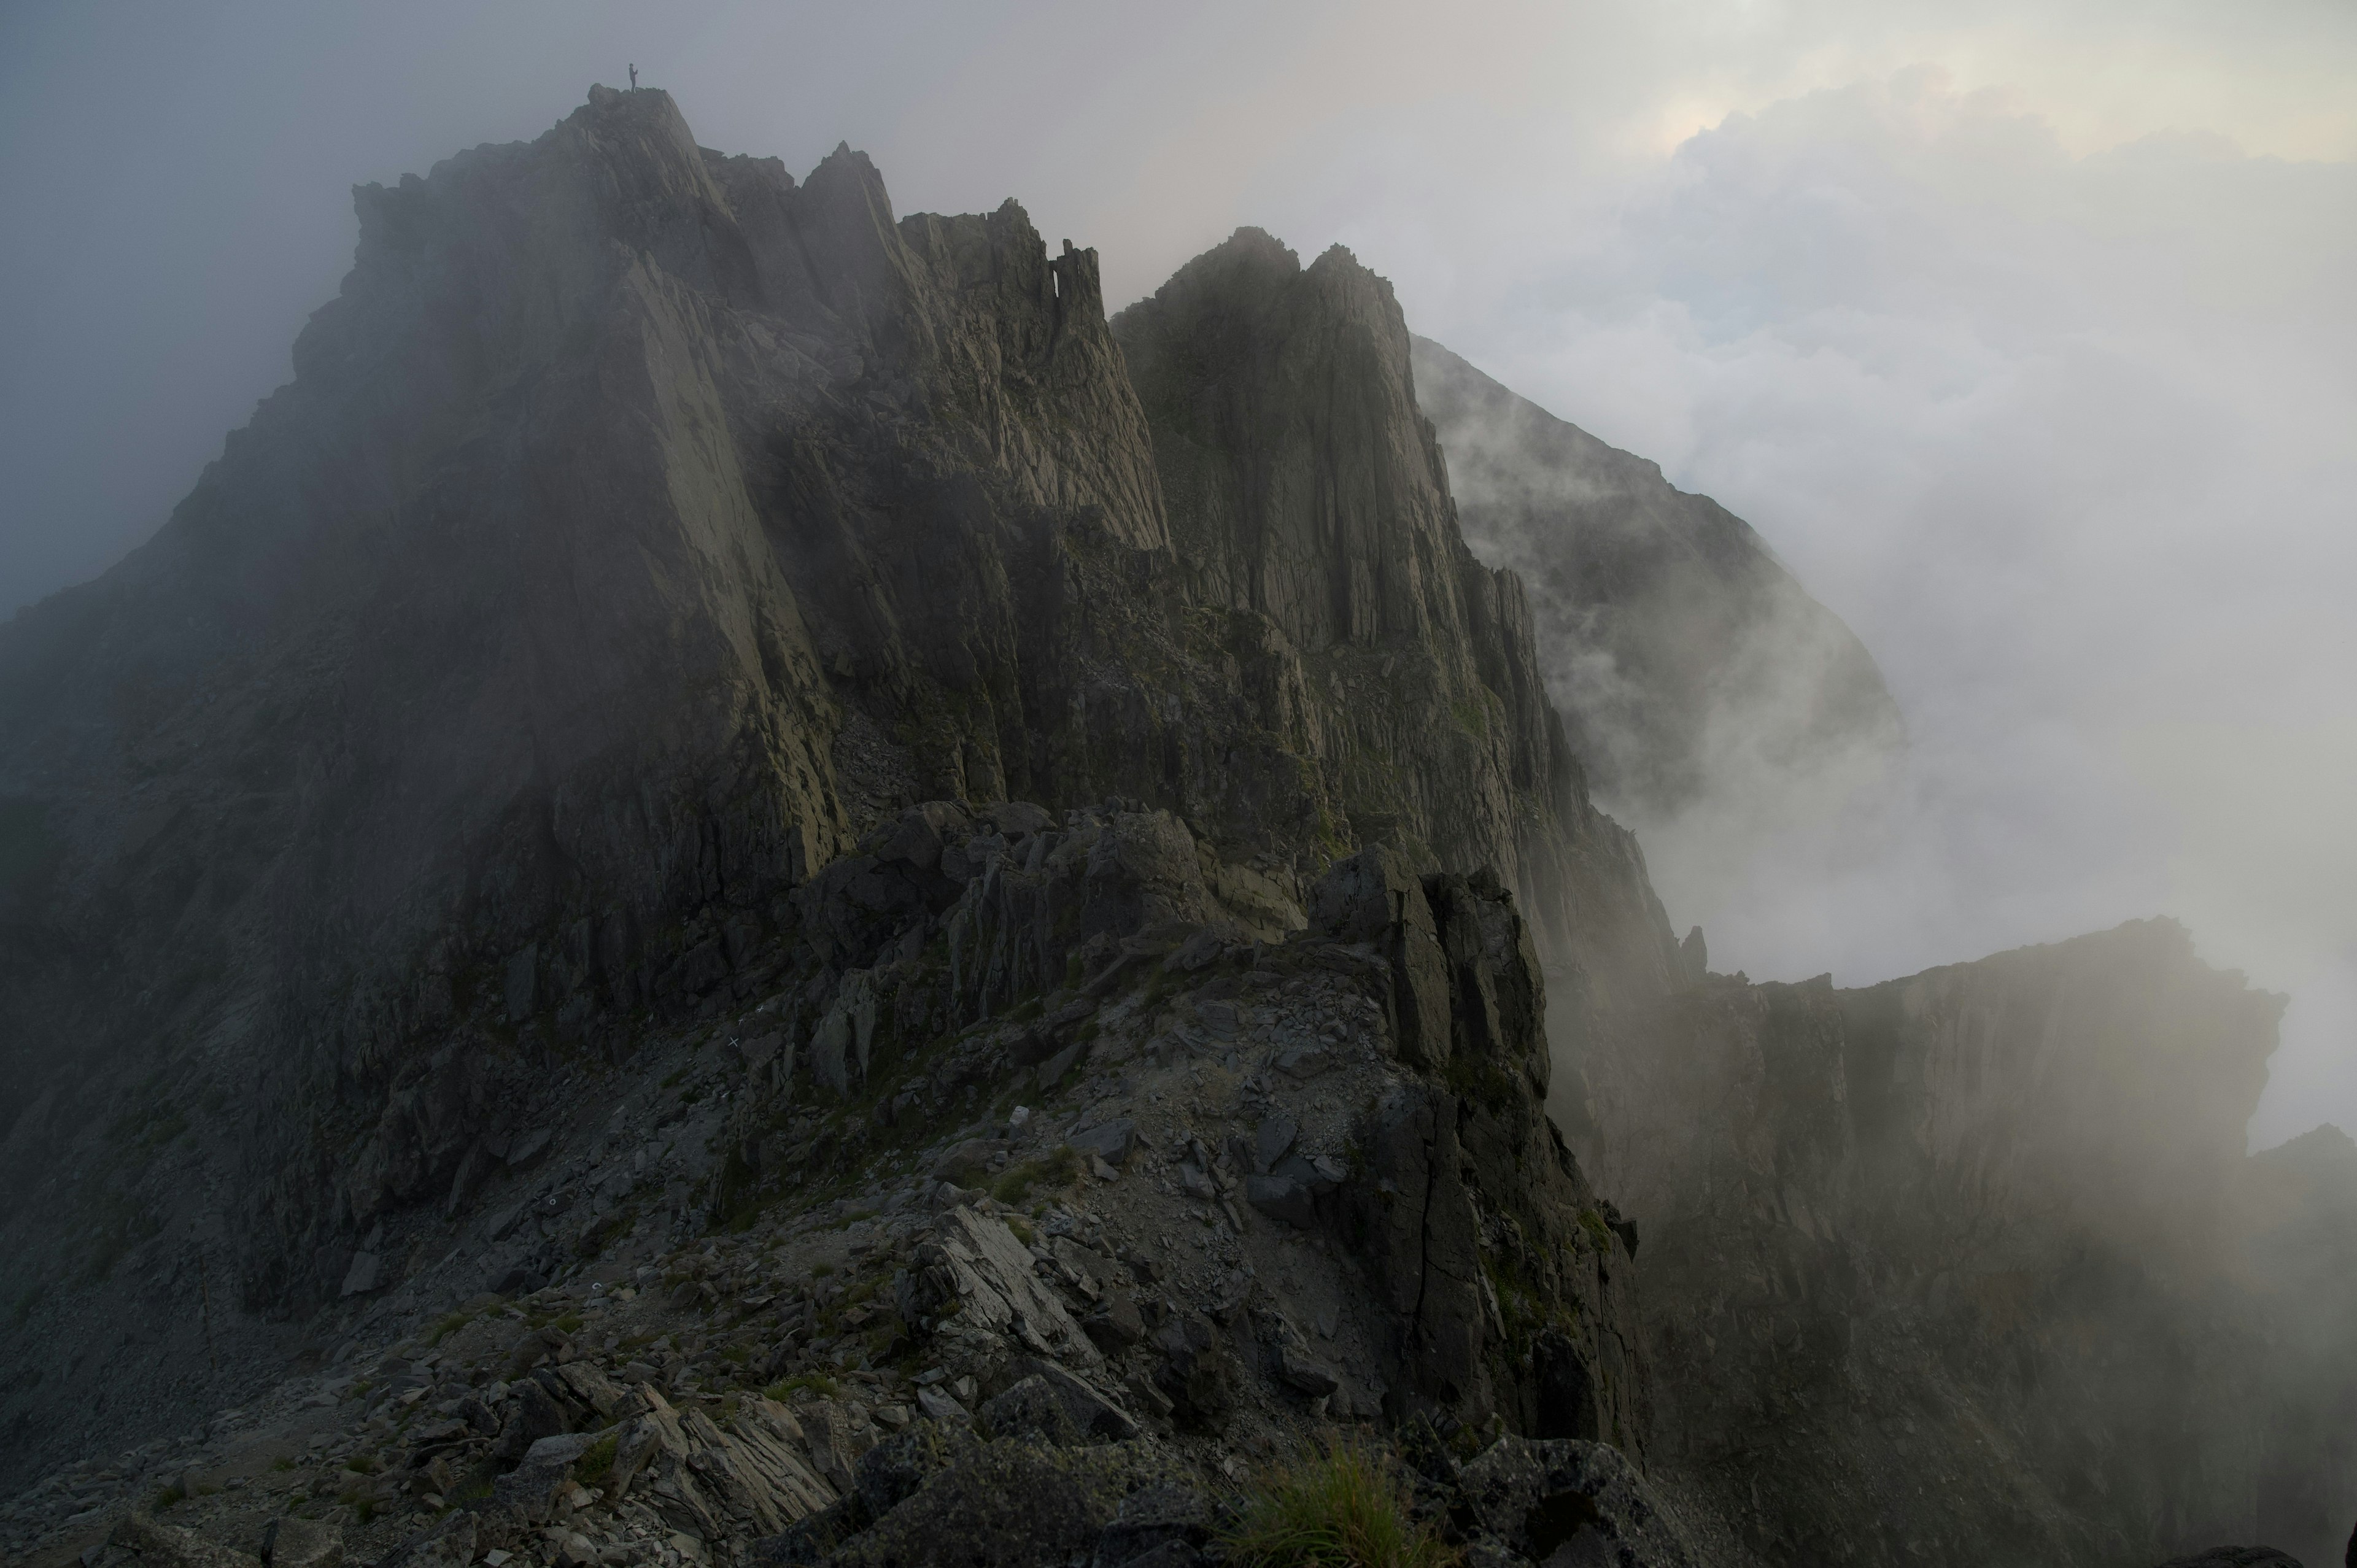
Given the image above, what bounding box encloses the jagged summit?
[0,85,1668,1525]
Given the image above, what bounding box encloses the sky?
[2,0,2351,1145]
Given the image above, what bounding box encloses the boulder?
[1252,1116,1297,1173]
[1091,1483,1215,1568]
[492,1376,571,1461]
[1151,1315,1242,1433]
[802,1437,1194,1568]
[1244,1174,1315,1229]
[1068,1119,1139,1168]
[608,1388,836,1539]
[1274,1344,1341,1397]
[1455,1435,1698,1568]
[906,1207,1101,1365]
[371,1515,478,1568]
[338,1253,384,1297]
[109,1513,262,1568]
[257,1517,342,1568]
[981,1367,1140,1443]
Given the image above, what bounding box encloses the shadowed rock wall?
[1575,919,2326,1567]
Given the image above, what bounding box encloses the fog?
[4,0,2351,1145]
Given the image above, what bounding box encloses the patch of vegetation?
[427,1309,476,1346]
[1577,1210,1613,1256]
[991,1144,1082,1207]
[575,1431,620,1486]
[271,1456,296,1472]
[344,1454,378,1475]
[152,1483,187,1511]
[552,1311,584,1334]
[764,1372,841,1402]
[1219,1443,1460,1568]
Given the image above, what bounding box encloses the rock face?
[0,89,1666,1497]
[1574,917,2336,1567]
[1409,335,1902,824]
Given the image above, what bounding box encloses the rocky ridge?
[4,805,1703,1568]
[0,82,1670,1463]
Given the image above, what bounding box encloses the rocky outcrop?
[1573,919,2320,1566]
[1410,335,1902,824]
[0,87,1666,1477]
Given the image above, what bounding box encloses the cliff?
[1409,335,1902,825]
[1574,919,2329,1566]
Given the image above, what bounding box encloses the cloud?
[1418,72,2357,1146]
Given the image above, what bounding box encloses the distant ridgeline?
[0,84,2343,1568]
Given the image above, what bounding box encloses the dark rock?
[816,1437,1193,1568]
[1081,1291,1145,1351]
[1454,1435,1698,1568]
[257,1516,342,1568]
[1252,1116,1297,1173]
[1068,1119,1139,1168]
[337,1253,384,1297]
[491,1376,570,1462]
[1089,1482,1213,1568]
[368,1513,477,1568]
[1274,1344,1341,1397]
[109,1513,261,1568]
[1244,1174,1315,1230]
[2154,1553,2305,1567]
[980,1367,1140,1443]
[853,1423,969,1518]
[1151,1314,1242,1433]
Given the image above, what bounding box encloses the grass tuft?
[575,1431,620,1486]
[1219,1442,1461,1568]
[764,1372,841,1402]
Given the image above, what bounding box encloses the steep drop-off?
[1573,919,2334,1566]
[1410,336,1902,827]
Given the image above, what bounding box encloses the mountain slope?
[0,88,1671,1511]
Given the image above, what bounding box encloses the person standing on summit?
[628,63,638,90]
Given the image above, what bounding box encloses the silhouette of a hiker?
[629,63,638,91]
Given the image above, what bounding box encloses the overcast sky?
[4,0,2351,1145]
